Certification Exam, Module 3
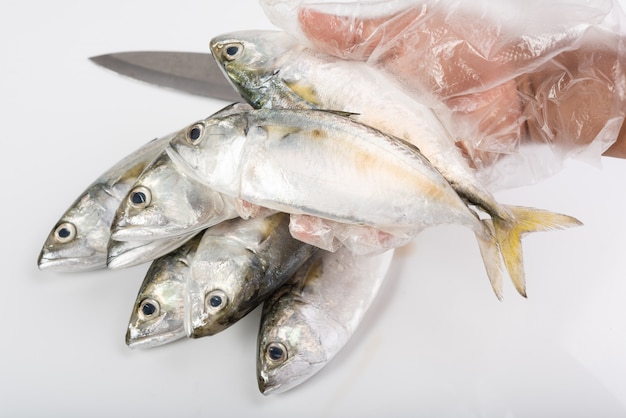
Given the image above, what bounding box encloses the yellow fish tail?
[493,205,583,297]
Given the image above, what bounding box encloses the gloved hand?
[261,0,626,181]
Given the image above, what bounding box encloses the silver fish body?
[126,232,205,349]
[168,107,507,293]
[37,134,173,272]
[109,148,240,242]
[257,247,394,395]
[186,211,318,337]
[168,107,488,237]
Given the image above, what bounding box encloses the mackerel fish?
[126,232,204,349]
[168,107,580,298]
[186,211,318,337]
[257,247,394,395]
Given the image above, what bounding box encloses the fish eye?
[222,43,243,61]
[185,122,204,145]
[265,342,288,364]
[204,289,228,312]
[128,186,151,209]
[138,298,160,319]
[53,222,77,243]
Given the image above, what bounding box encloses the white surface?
[2,1,626,417]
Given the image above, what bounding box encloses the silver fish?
[257,247,394,395]
[37,133,173,272]
[186,211,318,337]
[167,108,484,233]
[169,107,576,297]
[126,232,204,349]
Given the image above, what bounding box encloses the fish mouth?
[107,240,164,269]
[257,359,316,396]
[126,327,186,349]
[107,242,151,269]
[111,223,204,242]
[257,370,290,396]
[257,373,277,396]
[37,253,106,272]
[107,233,197,269]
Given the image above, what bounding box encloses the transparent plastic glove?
[289,214,416,254]
[261,0,626,188]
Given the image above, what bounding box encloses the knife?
[89,51,240,102]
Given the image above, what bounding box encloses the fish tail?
[493,205,583,297]
[474,218,504,300]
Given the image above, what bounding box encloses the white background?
[2,1,626,417]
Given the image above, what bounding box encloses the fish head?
[110,150,233,241]
[126,250,192,349]
[210,30,314,108]
[167,105,250,191]
[186,238,261,337]
[257,297,343,395]
[38,185,119,272]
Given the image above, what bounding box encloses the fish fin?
[474,218,504,300]
[493,205,583,298]
[317,109,361,118]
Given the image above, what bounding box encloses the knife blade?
[89,51,240,102]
